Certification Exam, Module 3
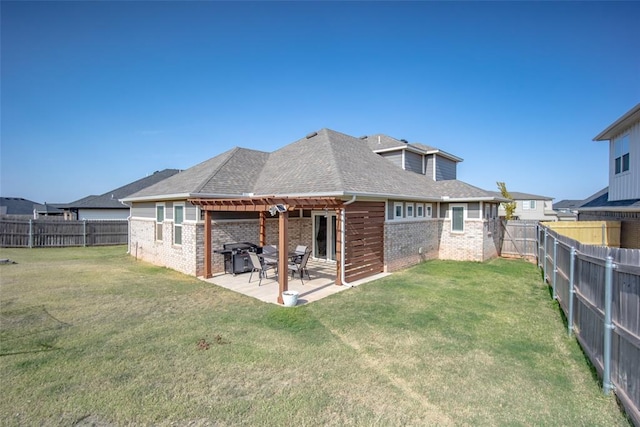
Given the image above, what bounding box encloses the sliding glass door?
[313,212,337,261]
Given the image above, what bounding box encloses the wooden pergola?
[188,196,345,304]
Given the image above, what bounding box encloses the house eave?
[372,146,463,163]
[577,206,640,213]
[593,103,640,141]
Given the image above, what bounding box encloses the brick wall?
[439,219,500,262]
[384,219,440,272]
[129,218,198,275]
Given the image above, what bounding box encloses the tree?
[496,181,516,220]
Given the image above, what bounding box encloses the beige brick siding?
[438,218,501,261]
[129,218,198,275]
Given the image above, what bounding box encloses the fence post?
[552,239,558,299]
[28,219,34,248]
[568,246,576,337]
[543,228,548,281]
[83,220,87,247]
[603,255,615,395]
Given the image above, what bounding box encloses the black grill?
[213,242,260,275]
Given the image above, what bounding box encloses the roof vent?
[359,135,368,139]
[401,139,408,144]
[306,131,318,139]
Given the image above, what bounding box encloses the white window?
[523,201,536,210]
[174,204,184,245]
[155,204,165,241]
[451,205,464,232]
[614,134,630,174]
[416,204,424,218]
[425,204,432,218]
[394,202,403,220]
[406,203,414,218]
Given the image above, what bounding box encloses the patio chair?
[249,252,276,287]
[260,244,278,265]
[288,250,311,285]
[293,245,308,262]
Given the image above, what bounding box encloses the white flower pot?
[282,290,299,307]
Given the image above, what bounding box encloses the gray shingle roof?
[124,129,502,202]
[67,169,180,208]
[488,191,553,201]
[0,197,45,215]
[126,148,269,200]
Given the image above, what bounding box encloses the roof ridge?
[321,129,348,190]
[193,147,241,194]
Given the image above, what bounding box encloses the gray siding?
[425,155,435,180]
[186,204,198,221]
[380,151,403,169]
[468,202,480,218]
[405,151,423,174]
[440,203,449,218]
[131,202,156,219]
[435,156,457,180]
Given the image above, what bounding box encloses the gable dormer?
[593,104,640,202]
[362,134,462,181]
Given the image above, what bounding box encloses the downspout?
[340,195,357,287]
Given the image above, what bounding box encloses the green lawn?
[0,246,630,426]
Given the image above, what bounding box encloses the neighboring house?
[553,200,581,221]
[490,191,558,221]
[0,197,67,219]
[60,169,180,220]
[122,128,508,292]
[578,103,640,248]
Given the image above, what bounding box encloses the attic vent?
[401,139,408,144]
[306,131,318,139]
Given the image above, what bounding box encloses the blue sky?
[2,1,639,204]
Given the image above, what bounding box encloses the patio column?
[259,211,266,247]
[277,210,289,304]
[335,207,343,286]
[204,210,213,278]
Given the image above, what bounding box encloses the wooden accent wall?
[344,201,385,282]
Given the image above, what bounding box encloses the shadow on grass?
[0,305,70,356]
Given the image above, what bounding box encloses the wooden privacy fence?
[0,219,128,248]
[501,220,538,259]
[543,220,621,247]
[538,224,640,426]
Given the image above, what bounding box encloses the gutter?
[340,195,358,287]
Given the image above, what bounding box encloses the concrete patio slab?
[199,259,390,305]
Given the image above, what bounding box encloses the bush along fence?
[0,219,128,248]
[538,223,640,426]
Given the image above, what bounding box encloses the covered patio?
[189,196,347,305]
[200,258,389,305]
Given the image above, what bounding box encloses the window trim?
[451,204,465,233]
[406,203,414,218]
[425,203,432,218]
[173,203,184,246]
[155,203,165,241]
[614,134,630,175]
[416,203,424,218]
[394,202,404,220]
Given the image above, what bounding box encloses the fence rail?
[538,224,640,426]
[0,219,128,248]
